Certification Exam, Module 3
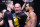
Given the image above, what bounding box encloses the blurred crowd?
[0,0,39,27]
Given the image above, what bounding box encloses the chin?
[16,12,19,14]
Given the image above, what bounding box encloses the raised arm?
[22,0,27,10]
[22,3,26,9]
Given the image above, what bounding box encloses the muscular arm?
[30,12,37,27]
[22,0,27,10]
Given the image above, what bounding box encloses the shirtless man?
[22,2,37,27]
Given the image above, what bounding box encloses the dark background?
[0,0,40,27]
[34,0,40,27]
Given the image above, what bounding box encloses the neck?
[29,9,34,13]
[16,11,22,15]
[7,7,11,12]
[19,11,22,13]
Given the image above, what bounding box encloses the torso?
[24,11,31,27]
[12,12,27,27]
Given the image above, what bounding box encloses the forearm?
[9,24,14,27]
[22,2,26,9]
[8,20,14,27]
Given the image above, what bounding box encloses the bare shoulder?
[30,12,36,16]
[30,12,37,20]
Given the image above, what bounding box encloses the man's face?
[10,4,14,9]
[9,1,14,10]
[14,4,22,13]
[25,4,29,10]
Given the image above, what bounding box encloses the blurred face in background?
[10,4,14,9]
[14,3,22,13]
[25,3,29,10]
[7,1,14,10]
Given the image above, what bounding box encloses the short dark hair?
[29,2,34,8]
